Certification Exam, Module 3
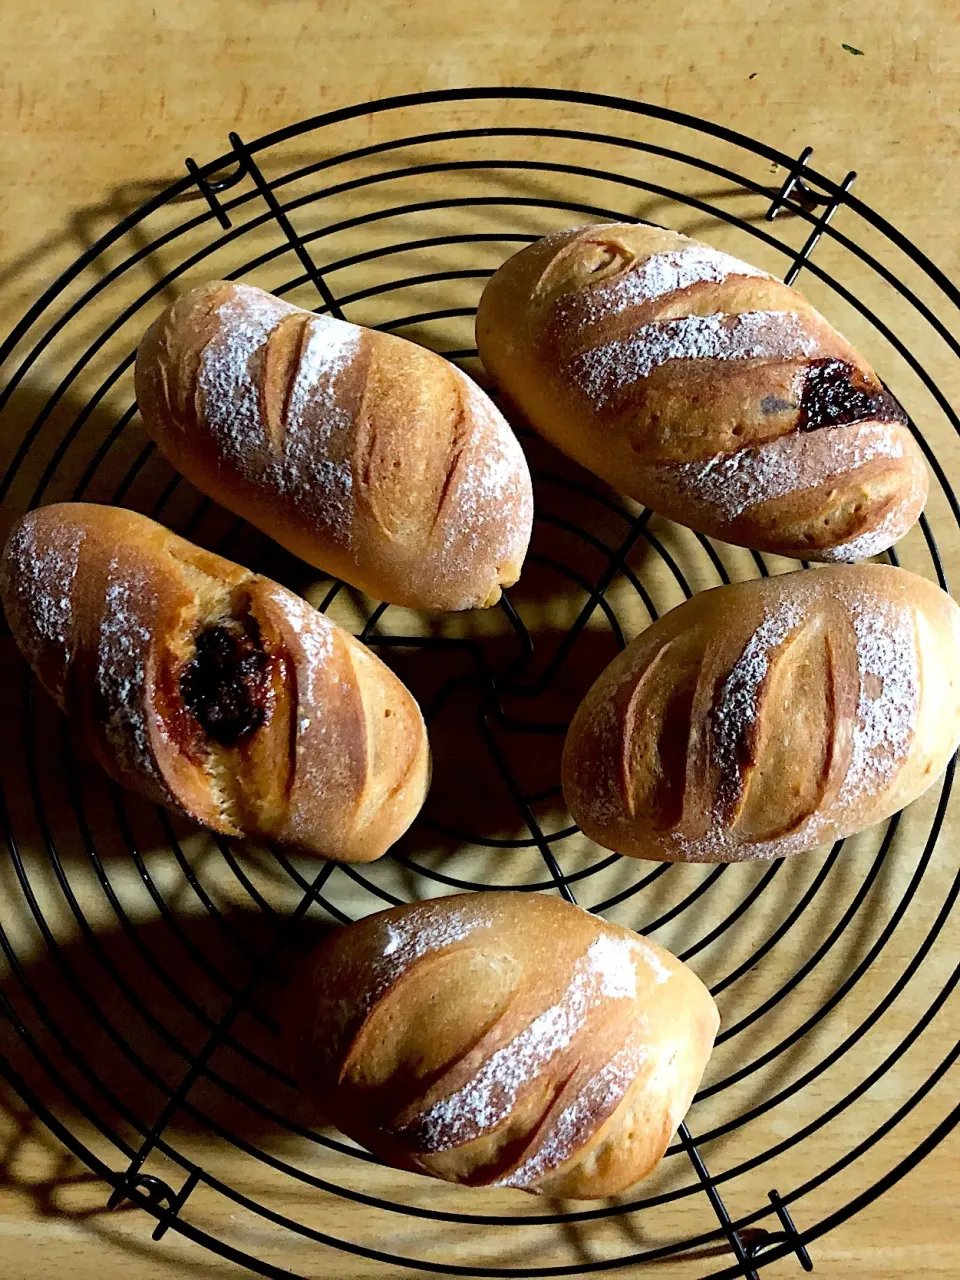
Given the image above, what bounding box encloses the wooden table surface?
[1,2,959,1278]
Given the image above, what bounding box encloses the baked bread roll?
[476,224,927,561]
[0,503,429,862]
[563,564,960,863]
[135,282,534,611]
[287,892,718,1199]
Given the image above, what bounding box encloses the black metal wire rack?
[0,87,959,1279]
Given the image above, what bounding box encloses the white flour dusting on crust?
[670,586,919,855]
[198,286,293,458]
[257,584,335,730]
[570,311,818,407]
[434,369,533,603]
[630,935,675,985]
[378,904,488,974]
[711,600,805,805]
[495,1040,648,1189]
[274,313,361,542]
[198,288,528,572]
[96,560,162,784]
[585,932,638,999]
[668,813,823,864]
[816,499,911,563]
[198,287,362,544]
[407,933,639,1153]
[673,424,905,521]
[559,244,768,325]
[3,519,85,701]
[273,591,345,814]
[288,595,336,711]
[840,593,919,802]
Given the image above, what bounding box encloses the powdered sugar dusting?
[571,311,818,407]
[495,1040,648,1189]
[840,593,919,802]
[3,518,84,699]
[674,424,906,521]
[96,560,161,783]
[408,934,638,1153]
[712,600,805,807]
[560,244,768,325]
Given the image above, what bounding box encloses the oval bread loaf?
[476,224,927,561]
[287,892,718,1198]
[136,282,534,611]
[0,503,430,862]
[562,564,960,863]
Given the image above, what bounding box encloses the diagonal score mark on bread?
[621,632,700,830]
[257,310,316,454]
[429,382,470,537]
[390,932,643,1154]
[712,610,841,842]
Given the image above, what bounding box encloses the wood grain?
[1,2,959,1278]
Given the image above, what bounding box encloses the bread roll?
[562,564,960,863]
[476,224,927,561]
[287,892,718,1198]
[135,282,533,611]
[0,503,429,862]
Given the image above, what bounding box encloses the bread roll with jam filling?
[476,224,927,561]
[1,503,430,861]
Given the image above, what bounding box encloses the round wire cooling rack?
[0,87,959,1279]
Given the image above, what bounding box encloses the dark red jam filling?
[797,358,906,432]
[180,618,271,747]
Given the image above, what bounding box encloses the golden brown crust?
[286,893,718,1199]
[562,565,960,862]
[476,224,928,560]
[135,282,534,611]
[0,503,430,861]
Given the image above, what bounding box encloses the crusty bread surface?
[136,282,534,611]
[287,892,719,1198]
[562,564,960,862]
[1,503,430,861]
